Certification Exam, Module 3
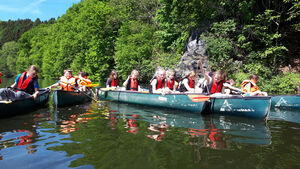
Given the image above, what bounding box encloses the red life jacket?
[111,79,118,87]
[188,77,195,88]
[209,74,223,94]
[130,78,138,91]
[178,77,195,92]
[167,79,175,90]
[155,77,166,90]
[17,71,36,94]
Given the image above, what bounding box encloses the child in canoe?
[150,68,166,93]
[47,69,77,91]
[0,65,40,101]
[178,70,198,92]
[241,74,268,96]
[106,70,119,88]
[223,79,245,95]
[197,60,227,94]
[77,71,92,92]
[123,69,140,91]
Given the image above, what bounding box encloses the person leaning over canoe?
[241,74,268,96]
[106,70,119,88]
[77,72,92,92]
[47,69,77,91]
[150,68,166,93]
[178,70,197,92]
[0,65,39,101]
[198,60,226,94]
[223,79,245,95]
[123,69,140,91]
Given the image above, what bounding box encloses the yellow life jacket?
[241,80,258,93]
[60,76,76,91]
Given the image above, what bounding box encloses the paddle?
[69,84,100,102]
[0,100,12,104]
[100,87,117,91]
[85,84,99,87]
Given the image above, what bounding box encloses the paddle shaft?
[69,84,98,102]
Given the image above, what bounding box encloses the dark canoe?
[53,90,92,107]
[0,89,50,117]
[97,89,209,113]
[210,95,271,119]
[271,95,300,109]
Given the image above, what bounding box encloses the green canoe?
[271,95,300,109]
[97,89,209,113]
[53,90,92,107]
[210,95,271,119]
[0,89,50,117]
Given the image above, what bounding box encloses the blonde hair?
[166,69,175,77]
[131,69,139,76]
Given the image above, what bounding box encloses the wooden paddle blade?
[188,94,210,102]
[86,84,99,87]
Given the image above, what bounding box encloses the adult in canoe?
[0,65,40,101]
[123,69,140,91]
[241,74,268,96]
[47,69,77,91]
[106,70,119,88]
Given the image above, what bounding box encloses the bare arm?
[10,82,17,89]
[183,79,194,92]
[198,60,210,83]
[123,76,130,87]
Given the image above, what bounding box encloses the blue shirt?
[15,74,39,89]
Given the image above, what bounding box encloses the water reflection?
[269,108,300,123]
[0,109,51,159]
[105,102,271,147]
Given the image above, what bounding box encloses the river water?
[0,78,300,169]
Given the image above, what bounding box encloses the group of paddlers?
[106,60,267,96]
[0,65,93,101]
[0,60,267,101]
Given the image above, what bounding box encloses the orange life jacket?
[78,77,91,86]
[241,80,258,93]
[60,76,76,91]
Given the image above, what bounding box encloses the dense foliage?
[0,0,299,94]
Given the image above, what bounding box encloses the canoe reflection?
[105,101,271,147]
[269,108,300,123]
[0,111,51,158]
[53,103,97,133]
